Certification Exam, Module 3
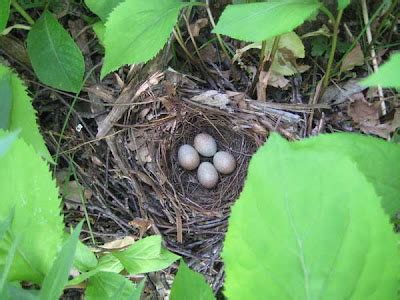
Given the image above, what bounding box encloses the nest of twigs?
[99,70,305,289]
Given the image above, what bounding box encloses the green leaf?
[39,222,83,300]
[170,260,215,300]
[84,0,124,22]
[338,0,350,10]
[27,10,85,93]
[223,134,399,299]
[213,1,321,42]
[294,133,400,217]
[101,0,187,79]
[361,52,400,89]
[112,235,180,275]
[0,0,10,33]
[92,21,105,47]
[68,254,123,286]
[0,236,19,293]
[0,130,18,157]
[0,134,64,283]
[0,72,12,130]
[0,209,14,241]
[2,282,39,300]
[62,232,97,272]
[85,272,142,300]
[0,65,52,162]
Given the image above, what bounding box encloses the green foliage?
[84,0,123,22]
[170,260,215,300]
[73,240,98,272]
[2,282,39,300]
[362,52,400,89]
[0,130,18,157]
[68,254,124,286]
[223,134,399,299]
[0,0,10,33]
[112,235,180,275]
[0,65,52,162]
[213,1,321,42]
[85,272,144,300]
[39,222,83,300]
[293,133,400,217]
[92,21,105,47]
[0,71,11,130]
[27,11,85,93]
[0,132,63,283]
[101,0,188,79]
[337,0,350,10]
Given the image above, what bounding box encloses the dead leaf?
[348,99,400,138]
[340,43,364,72]
[99,236,136,251]
[321,79,366,104]
[191,90,231,109]
[189,18,208,37]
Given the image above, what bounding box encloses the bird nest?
[100,70,303,288]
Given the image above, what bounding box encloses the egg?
[193,133,217,157]
[213,151,236,174]
[197,162,219,189]
[178,144,200,170]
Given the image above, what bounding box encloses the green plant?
[362,52,400,89]
[0,65,180,299]
[170,133,400,299]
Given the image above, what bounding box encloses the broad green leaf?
[27,11,85,93]
[170,260,215,300]
[0,134,64,283]
[39,222,83,300]
[92,21,105,46]
[0,209,14,241]
[101,0,187,79]
[62,232,98,272]
[293,133,400,217]
[361,52,400,89]
[0,65,52,162]
[0,0,10,33]
[85,272,141,300]
[0,130,18,157]
[213,1,321,42]
[2,282,39,300]
[0,72,12,130]
[84,0,123,21]
[338,0,350,9]
[112,235,180,275]
[223,134,399,299]
[0,236,19,293]
[68,254,123,286]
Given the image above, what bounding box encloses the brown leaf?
[348,99,400,138]
[189,18,208,37]
[99,236,136,251]
[340,43,364,72]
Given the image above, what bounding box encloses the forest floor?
[1,0,399,299]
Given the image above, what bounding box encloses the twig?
[11,0,34,25]
[361,0,386,115]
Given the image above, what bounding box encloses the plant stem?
[172,26,195,61]
[319,5,336,24]
[323,9,343,89]
[11,0,34,26]
[205,0,232,60]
